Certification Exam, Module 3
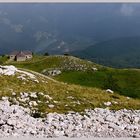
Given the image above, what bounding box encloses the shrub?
[103,73,120,91]
[44,52,49,56]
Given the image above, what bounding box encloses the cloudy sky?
[0,3,140,54]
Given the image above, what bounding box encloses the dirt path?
[18,68,60,83]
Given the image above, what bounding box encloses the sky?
[0,3,140,54]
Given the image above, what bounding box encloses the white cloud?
[0,10,23,33]
[120,4,134,16]
[0,16,23,33]
[33,31,52,42]
[11,24,24,33]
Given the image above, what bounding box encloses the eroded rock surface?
[0,65,39,83]
[0,100,139,138]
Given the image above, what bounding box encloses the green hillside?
[55,69,140,99]
[4,55,140,99]
[6,55,100,72]
[73,36,140,68]
[1,67,139,118]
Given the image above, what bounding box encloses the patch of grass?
[0,70,140,117]
[55,68,140,99]
[4,55,140,99]
[6,55,100,73]
[0,56,8,64]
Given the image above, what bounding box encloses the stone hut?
[9,51,33,61]
[9,51,19,61]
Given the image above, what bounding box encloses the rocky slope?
[0,65,140,138]
[0,100,139,138]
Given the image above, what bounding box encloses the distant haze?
[0,4,140,57]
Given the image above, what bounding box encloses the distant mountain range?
[0,4,140,68]
[72,36,140,68]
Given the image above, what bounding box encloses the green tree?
[103,73,120,92]
[44,52,49,56]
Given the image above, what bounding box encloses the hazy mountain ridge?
[1,4,140,57]
[73,36,140,68]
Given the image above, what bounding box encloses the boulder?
[30,92,37,98]
[48,104,54,108]
[47,70,61,76]
[106,89,114,93]
[0,65,17,76]
[104,102,112,106]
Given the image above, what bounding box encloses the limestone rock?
[106,89,114,93]
[30,92,37,98]
[0,100,139,138]
[104,102,112,106]
[48,104,54,108]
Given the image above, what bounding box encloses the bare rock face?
[46,69,62,76]
[106,89,114,93]
[0,100,45,137]
[0,65,17,76]
[0,65,39,83]
[0,100,139,138]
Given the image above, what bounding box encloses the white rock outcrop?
[106,89,114,93]
[0,65,17,76]
[0,65,39,83]
[30,92,37,98]
[92,67,98,71]
[104,101,112,106]
[0,100,139,138]
[47,70,62,76]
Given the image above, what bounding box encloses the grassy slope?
[0,56,8,64]
[6,55,100,73]
[56,69,140,98]
[4,55,140,99]
[0,69,140,117]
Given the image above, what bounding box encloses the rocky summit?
[0,100,139,138]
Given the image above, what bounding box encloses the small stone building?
[9,51,33,61]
